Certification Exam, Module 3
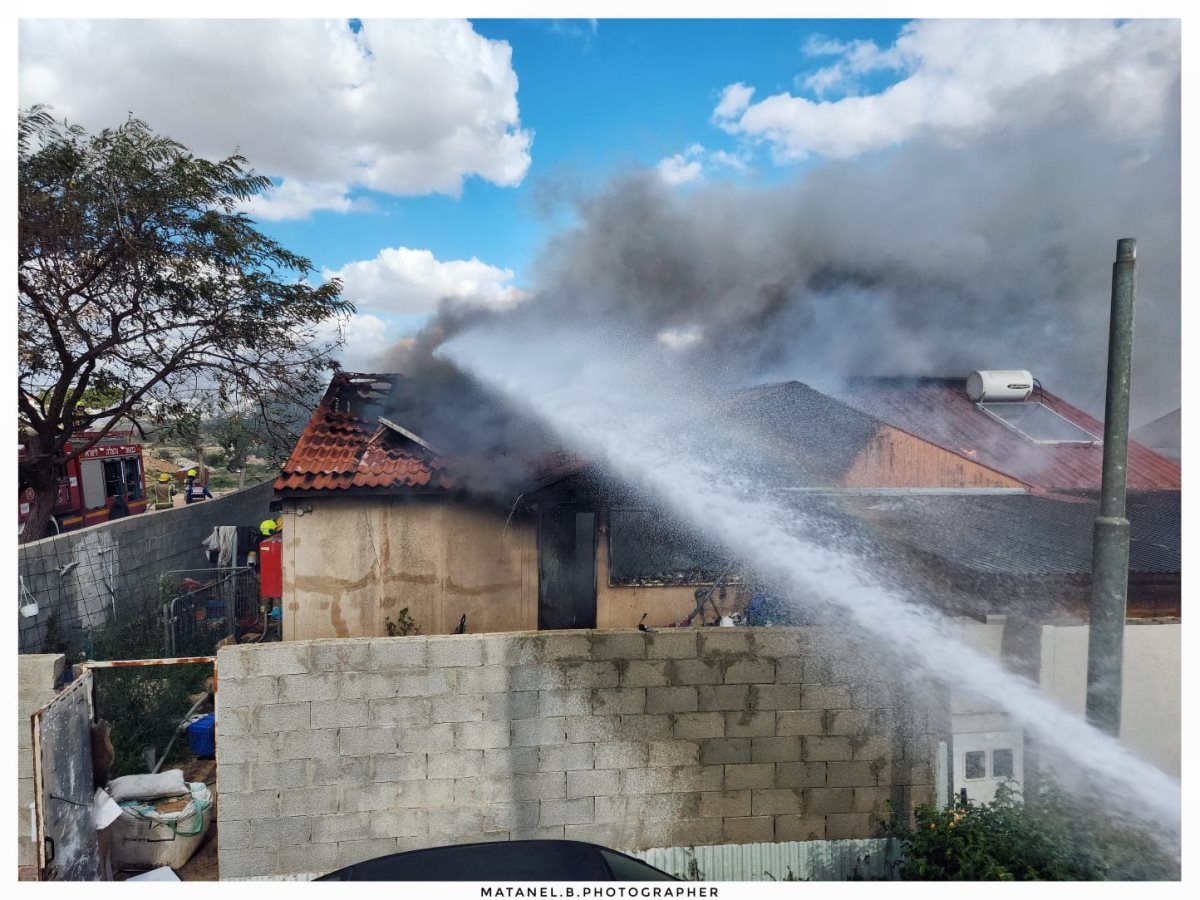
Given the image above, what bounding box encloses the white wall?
[1039,621,1180,778]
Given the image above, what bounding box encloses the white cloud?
[716,20,1180,161]
[324,247,524,317]
[19,19,532,218]
[656,144,749,186]
[317,313,400,372]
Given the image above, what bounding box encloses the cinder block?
[805,787,854,814]
[311,812,370,844]
[249,759,312,791]
[278,673,340,703]
[279,840,339,874]
[338,838,403,867]
[216,676,279,707]
[368,696,432,726]
[311,755,371,785]
[803,658,834,683]
[725,763,776,790]
[776,761,827,788]
[312,639,372,672]
[538,634,592,661]
[562,660,620,689]
[828,761,879,788]
[216,647,253,680]
[648,740,699,768]
[395,669,456,698]
[369,636,428,670]
[217,818,250,849]
[485,691,539,721]
[513,717,568,747]
[283,784,338,816]
[509,772,566,801]
[215,732,271,764]
[673,765,724,792]
[539,689,592,718]
[591,688,645,716]
[429,636,484,668]
[750,736,801,763]
[482,634,535,668]
[775,814,826,841]
[806,736,853,761]
[311,699,370,729]
[852,786,893,814]
[340,782,401,812]
[852,735,893,761]
[751,788,804,816]
[510,664,567,692]
[826,709,874,735]
[219,847,279,879]
[339,725,399,755]
[433,693,485,723]
[593,741,648,769]
[699,738,751,766]
[427,749,484,780]
[665,658,723,685]
[776,709,824,736]
[367,808,427,839]
[645,817,723,848]
[621,660,669,688]
[218,788,282,822]
[616,714,672,742]
[775,658,806,684]
[566,715,617,743]
[399,723,453,752]
[646,630,697,659]
[250,815,311,848]
[697,630,751,658]
[340,672,401,701]
[851,683,896,709]
[802,685,852,709]
[725,711,775,738]
[395,779,455,809]
[456,666,509,694]
[540,743,595,772]
[826,813,875,840]
[566,768,622,799]
[750,684,803,710]
[218,762,249,793]
[646,686,699,714]
[246,643,311,677]
[723,659,775,684]
[723,815,774,843]
[697,684,750,712]
[511,825,567,841]
[454,719,511,750]
[371,753,427,782]
[485,800,540,831]
[215,705,256,737]
[483,747,541,777]
[701,790,751,819]
[672,712,724,740]
[750,629,808,658]
[540,797,595,827]
[563,823,624,846]
[589,631,647,660]
[620,768,673,796]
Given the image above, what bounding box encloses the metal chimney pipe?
[1084,237,1136,736]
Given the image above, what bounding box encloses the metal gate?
[32,670,99,881]
[161,567,259,656]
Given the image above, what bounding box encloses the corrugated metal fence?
[633,838,901,881]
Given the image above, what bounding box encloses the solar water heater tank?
[966,370,1034,403]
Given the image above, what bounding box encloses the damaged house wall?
[214,629,944,880]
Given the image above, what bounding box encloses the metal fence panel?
[160,568,259,657]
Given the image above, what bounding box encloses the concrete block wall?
[17,654,65,872]
[215,628,944,879]
[18,480,274,653]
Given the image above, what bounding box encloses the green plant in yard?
[384,606,421,637]
[883,774,1179,880]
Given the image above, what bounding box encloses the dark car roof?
[314,840,677,882]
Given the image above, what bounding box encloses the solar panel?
[978,401,1100,443]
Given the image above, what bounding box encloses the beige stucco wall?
[282,495,537,640]
[1039,621,1180,778]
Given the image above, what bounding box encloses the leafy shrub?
[884,776,1179,881]
[384,607,421,637]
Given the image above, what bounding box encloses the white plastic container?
[110,794,212,871]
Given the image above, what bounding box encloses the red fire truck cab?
[18,430,149,537]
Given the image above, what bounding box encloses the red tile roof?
[274,373,453,495]
[833,377,1181,491]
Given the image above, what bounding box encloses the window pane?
[964,750,986,779]
[992,748,1014,779]
[124,458,144,500]
[103,460,124,498]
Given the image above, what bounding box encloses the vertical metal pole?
[1084,237,1136,736]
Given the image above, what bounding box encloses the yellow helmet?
[158,473,171,482]
[260,518,279,536]
[187,468,198,477]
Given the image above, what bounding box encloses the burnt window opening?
[977,401,1100,444]
[607,507,734,587]
[964,750,987,780]
[992,748,1014,779]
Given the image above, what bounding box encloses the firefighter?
[185,468,213,503]
[260,517,281,537]
[152,473,176,510]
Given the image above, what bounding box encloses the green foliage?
[883,776,1179,881]
[384,607,421,637]
[17,105,352,541]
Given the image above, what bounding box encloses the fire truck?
[18,430,149,537]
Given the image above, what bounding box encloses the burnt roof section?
[841,490,1180,578]
[832,377,1181,491]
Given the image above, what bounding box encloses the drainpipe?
[1084,238,1136,736]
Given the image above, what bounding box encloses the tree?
[18,107,352,541]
